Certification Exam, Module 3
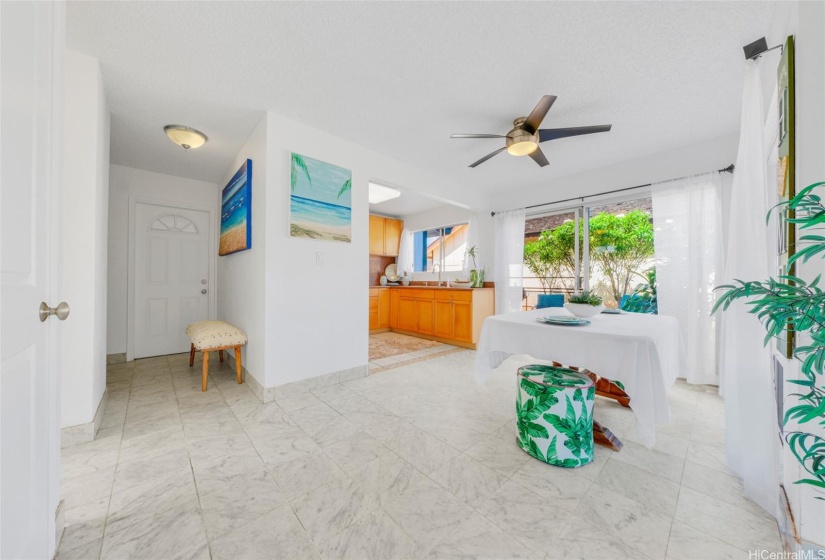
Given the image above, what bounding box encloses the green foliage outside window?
[523,210,655,303]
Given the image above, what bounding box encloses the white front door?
[1,2,64,558]
[133,203,211,359]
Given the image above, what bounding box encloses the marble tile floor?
[57,350,782,560]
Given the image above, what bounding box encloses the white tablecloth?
[475,308,687,447]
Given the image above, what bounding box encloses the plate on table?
[536,316,591,327]
[601,308,623,315]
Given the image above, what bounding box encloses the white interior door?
[133,203,211,359]
[1,2,63,558]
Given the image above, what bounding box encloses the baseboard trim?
[61,387,108,448]
[224,353,368,404]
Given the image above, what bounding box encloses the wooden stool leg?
[234,346,243,384]
[189,343,195,367]
[202,351,210,392]
[219,349,224,363]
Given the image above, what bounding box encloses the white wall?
[216,117,268,388]
[217,111,486,388]
[107,164,218,354]
[489,133,739,213]
[61,50,110,428]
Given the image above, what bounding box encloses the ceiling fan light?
[164,125,207,150]
[507,140,538,156]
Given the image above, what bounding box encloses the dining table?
[474,307,687,448]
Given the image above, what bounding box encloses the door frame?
[126,196,217,361]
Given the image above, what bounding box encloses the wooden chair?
[186,321,247,391]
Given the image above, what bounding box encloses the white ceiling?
[67,1,776,192]
[369,187,446,219]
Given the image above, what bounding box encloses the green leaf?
[290,153,311,192]
[524,422,549,439]
[337,178,351,199]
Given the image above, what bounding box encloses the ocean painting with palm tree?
[290,153,352,243]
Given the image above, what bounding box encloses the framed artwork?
[777,36,796,358]
[289,152,352,243]
[219,159,252,256]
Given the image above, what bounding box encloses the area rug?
[369,332,442,361]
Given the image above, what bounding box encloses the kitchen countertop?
[369,285,483,289]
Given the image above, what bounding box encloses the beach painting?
[219,159,252,255]
[290,153,352,243]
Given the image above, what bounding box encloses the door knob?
[39,301,70,322]
[201,289,207,294]
[201,279,207,285]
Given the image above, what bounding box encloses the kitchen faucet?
[432,263,442,287]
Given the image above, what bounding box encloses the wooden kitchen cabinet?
[369,287,391,332]
[369,214,403,257]
[385,287,494,349]
[417,299,434,334]
[369,215,385,255]
[378,288,390,327]
[433,291,474,343]
[383,219,402,257]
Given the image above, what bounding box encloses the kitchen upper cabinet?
[369,214,403,257]
[383,219,402,257]
[369,215,385,255]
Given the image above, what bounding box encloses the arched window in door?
[149,214,199,234]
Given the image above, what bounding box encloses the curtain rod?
[490,164,735,217]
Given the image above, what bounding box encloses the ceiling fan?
[451,95,612,168]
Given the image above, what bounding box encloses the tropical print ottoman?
[516,364,595,468]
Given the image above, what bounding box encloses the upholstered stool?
[516,364,595,468]
[186,320,247,391]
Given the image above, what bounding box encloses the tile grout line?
[211,366,325,558]
[95,359,136,560]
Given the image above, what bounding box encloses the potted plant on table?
[466,245,485,288]
[564,291,605,318]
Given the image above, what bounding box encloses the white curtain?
[718,61,779,518]
[493,208,525,314]
[396,228,415,278]
[652,172,723,385]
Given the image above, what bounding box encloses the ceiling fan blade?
[451,134,505,139]
[529,147,549,167]
[522,95,557,133]
[538,125,612,142]
[469,147,506,168]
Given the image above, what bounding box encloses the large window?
[522,198,654,310]
[413,223,468,273]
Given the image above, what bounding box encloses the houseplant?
[466,245,485,287]
[621,268,658,314]
[713,181,825,492]
[564,290,605,318]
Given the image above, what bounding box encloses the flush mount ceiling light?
[368,182,401,204]
[163,125,207,150]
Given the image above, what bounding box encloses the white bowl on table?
[452,281,473,288]
[564,302,605,318]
